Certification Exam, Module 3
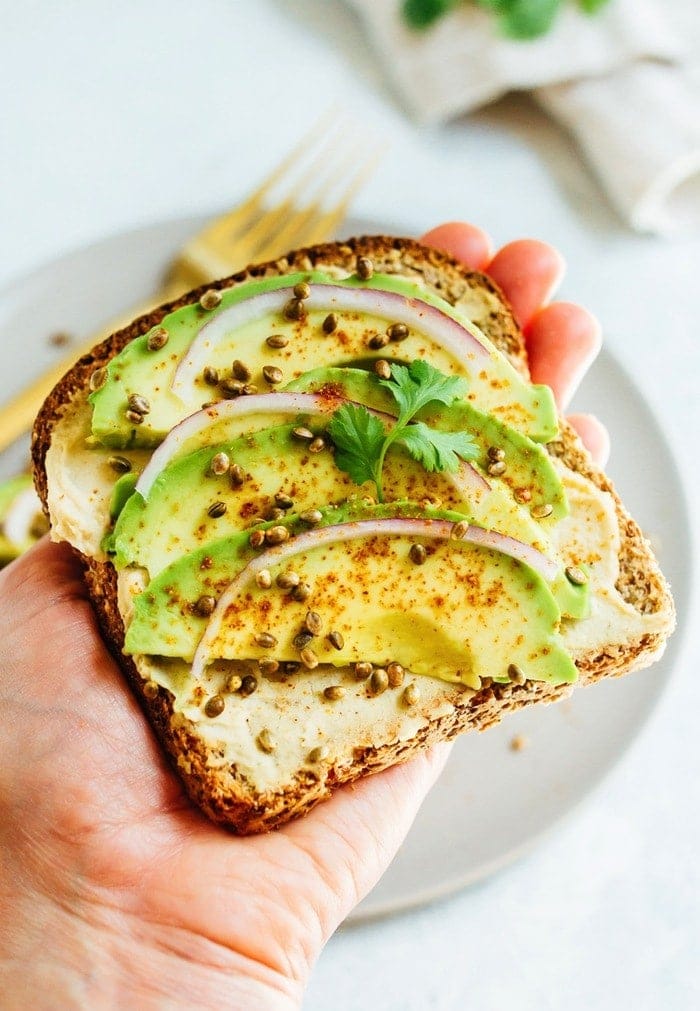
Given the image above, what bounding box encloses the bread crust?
[32,235,675,833]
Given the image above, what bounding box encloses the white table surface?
[2,3,698,1008]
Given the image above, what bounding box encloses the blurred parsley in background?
[402,0,611,39]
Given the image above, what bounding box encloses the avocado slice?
[125,503,579,687]
[285,366,567,520]
[0,474,45,564]
[110,412,554,580]
[90,270,557,448]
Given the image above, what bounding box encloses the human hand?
[0,223,604,1009]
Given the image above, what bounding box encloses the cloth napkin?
[346,0,700,235]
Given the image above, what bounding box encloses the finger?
[525,302,602,409]
[567,413,611,467]
[486,240,565,328]
[276,742,453,933]
[419,222,493,271]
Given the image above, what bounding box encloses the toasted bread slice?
[32,236,675,833]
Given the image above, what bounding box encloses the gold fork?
[0,116,379,453]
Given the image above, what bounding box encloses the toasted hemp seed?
[254,632,278,649]
[507,663,526,685]
[283,297,306,321]
[292,426,314,442]
[258,658,280,676]
[239,674,258,696]
[231,359,252,381]
[565,565,587,586]
[242,383,259,396]
[324,685,345,701]
[226,673,243,693]
[147,326,169,351]
[249,530,266,548]
[327,630,344,651]
[107,455,132,474]
[368,332,390,350]
[230,463,246,486]
[294,631,313,650]
[368,668,389,696]
[356,256,374,280]
[274,492,294,509]
[293,281,311,300]
[220,378,243,398]
[263,365,284,385]
[299,508,323,525]
[300,647,319,669]
[125,409,145,425]
[309,436,326,454]
[387,662,405,688]
[203,365,219,385]
[304,610,323,636]
[265,525,290,545]
[387,322,409,342]
[531,503,554,519]
[322,312,338,334]
[276,571,300,589]
[487,460,507,477]
[354,661,373,680]
[204,694,225,717]
[200,289,222,310]
[257,729,277,753]
[143,680,159,700]
[255,568,272,588]
[409,543,427,565]
[374,359,392,380]
[266,333,289,348]
[514,487,532,504]
[402,683,420,707]
[89,367,107,392]
[292,581,312,602]
[282,661,300,674]
[451,520,470,540]
[210,452,230,476]
[266,507,286,521]
[193,595,216,617]
[127,393,151,415]
[487,446,506,462]
[308,745,329,763]
[207,500,227,518]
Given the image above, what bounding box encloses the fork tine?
[253,148,382,260]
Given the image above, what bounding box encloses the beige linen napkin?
[347,0,700,234]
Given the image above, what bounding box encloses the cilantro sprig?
[328,361,477,502]
[402,0,611,39]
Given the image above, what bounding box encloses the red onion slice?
[190,517,558,678]
[171,283,492,397]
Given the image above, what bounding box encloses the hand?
[0,223,604,1009]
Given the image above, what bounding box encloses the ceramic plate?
[0,215,689,921]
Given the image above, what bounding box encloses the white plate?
[0,215,689,922]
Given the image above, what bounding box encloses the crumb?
[510,734,528,752]
[48,331,73,348]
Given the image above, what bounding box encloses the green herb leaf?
[578,0,609,12]
[327,403,386,489]
[500,0,560,38]
[402,0,460,30]
[398,422,479,473]
[379,360,468,421]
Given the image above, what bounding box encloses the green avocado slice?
[285,366,567,520]
[89,270,557,448]
[0,474,42,564]
[124,503,578,687]
[110,414,557,580]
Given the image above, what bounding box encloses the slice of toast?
[32,235,675,833]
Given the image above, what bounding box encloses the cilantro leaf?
[327,403,385,488]
[402,0,460,29]
[398,422,479,473]
[379,360,467,422]
[501,0,560,38]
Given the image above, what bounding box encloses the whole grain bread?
[32,236,675,833]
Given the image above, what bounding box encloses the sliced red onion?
[171,283,492,397]
[135,392,391,499]
[190,517,558,678]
